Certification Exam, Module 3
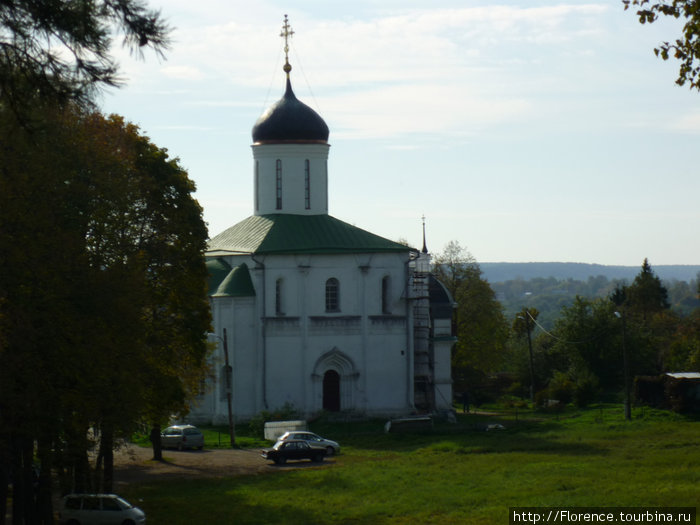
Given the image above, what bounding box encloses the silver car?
[275,431,340,456]
[58,493,146,525]
[161,424,204,450]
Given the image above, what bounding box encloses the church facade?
[189,22,454,424]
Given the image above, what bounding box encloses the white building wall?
[432,317,454,410]
[252,144,329,216]
[194,250,416,423]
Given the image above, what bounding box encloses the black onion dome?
[252,78,329,144]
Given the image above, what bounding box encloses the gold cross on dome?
[280,14,294,76]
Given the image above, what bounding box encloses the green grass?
[122,405,699,525]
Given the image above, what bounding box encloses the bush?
[548,371,574,405]
[248,402,301,438]
[499,395,528,409]
[573,370,600,408]
[505,381,527,399]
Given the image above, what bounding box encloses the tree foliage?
[623,0,700,90]
[433,241,509,392]
[0,0,170,118]
[0,102,211,521]
[515,260,683,407]
[512,307,540,337]
[626,258,670,322]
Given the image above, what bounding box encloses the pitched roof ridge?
[207,214,414,255]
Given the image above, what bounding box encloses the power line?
[524,310,608,345]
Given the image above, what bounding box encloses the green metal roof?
[211,263,256,298]
[206,257,232,295]
[207,214,411,255]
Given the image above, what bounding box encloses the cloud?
[115,3,612,87]
[322,83,532,139]
[668,111,700,133]
[160,65,205,80]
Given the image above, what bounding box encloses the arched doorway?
[323,370,341,412]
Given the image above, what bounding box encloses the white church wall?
[196,249,428,422]
[432,317,455,410]
[252,143,329,216]
[433,341,454,410]
[230,298,259,421]
[363,334,412,414]
[265,334,307,409]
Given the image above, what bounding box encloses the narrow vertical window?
[275,278,284,315]
[325,278,340,312]
[254,161,259,212]
[276,159,282,210]
[304,159,311,210]
[382,276,391,314]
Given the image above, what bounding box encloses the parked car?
[276,431,340,456]
[58,493,146,525]
[261,439,325,465]
[160,424,204,450]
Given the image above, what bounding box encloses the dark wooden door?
[323,370,340,412]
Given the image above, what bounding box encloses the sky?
[100,0,700,266]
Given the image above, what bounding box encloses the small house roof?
[665,372,700,379]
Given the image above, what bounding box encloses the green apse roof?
[205,259,256,298]
[205,258,232,295]
[207,214,411,256]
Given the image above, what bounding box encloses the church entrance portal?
[323,370,341,412]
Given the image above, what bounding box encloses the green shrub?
[573,370,600,408]
[248,402,301,438]
[548,371,575,405]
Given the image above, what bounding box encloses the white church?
[190,18,455,424]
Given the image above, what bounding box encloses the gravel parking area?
[114,445,269,486]
[113,444,332,487]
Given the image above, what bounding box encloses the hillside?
[477,262,700,328]
[480,262,700,284]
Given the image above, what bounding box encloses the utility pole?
[517,311,535,404]
[618,311,631,421]
[222,328,236,446]
[524,313,535,404]
[612,285,631,421]
[209,330,236,447]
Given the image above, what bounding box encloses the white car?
[58,493,146,525]
[161,424,204,450]
[275,431,340,456]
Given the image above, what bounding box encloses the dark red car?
[261,439,325,465]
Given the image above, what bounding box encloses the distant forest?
[481,263,700,328]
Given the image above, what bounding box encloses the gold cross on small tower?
[280,14,294,77]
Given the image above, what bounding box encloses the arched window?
[275,278,284,315]
[304,159,311,209]
[382,275,391,314]
[275,159,282,210]
[325,278,340,312]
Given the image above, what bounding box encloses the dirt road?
[113,445,271,486]
[113,444,333,487]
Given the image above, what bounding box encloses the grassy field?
[123,405,698,524]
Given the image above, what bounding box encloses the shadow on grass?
[128,481,327,525]
[311,412,609,457]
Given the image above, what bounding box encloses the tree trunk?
[36,438,54,525]
[10,436,21,525]
[150,424,163,461]
[72,444,91,494]
[11,435,35,525]
[0,436,10,525]
[100,427,114,493]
